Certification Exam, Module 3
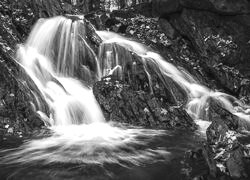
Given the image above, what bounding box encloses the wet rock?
[93,77,196,130]
[168,9,250,95]
[0,44,49,139]
[203,99,249,179]
[208,99,239,130]
[239,79,250,104]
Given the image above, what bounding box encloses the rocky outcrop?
[0,0,53,139]
[167,9,250,95]
[93,77,196,129]
[0,49,49,139]
[202,99,250,179]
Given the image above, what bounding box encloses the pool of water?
[0,128,208,180]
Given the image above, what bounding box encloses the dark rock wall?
[153,0,250,16]
[152,0,250,100]
[0,0,54,139]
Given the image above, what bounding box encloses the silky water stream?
[0,16,249,180]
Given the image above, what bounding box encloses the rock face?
[0,49,49,139]
[168,9,250,82]
[203,99,250,179]
[153,0,250,16]
[152,1,250,98]
[93,77,196,129]
[0,0,53,139]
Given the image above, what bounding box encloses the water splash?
[0,123,169,166]
[0,16,170,167]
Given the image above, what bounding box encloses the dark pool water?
[0,130,209,180]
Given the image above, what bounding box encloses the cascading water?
[1,15,250,179]
[96,30,250,130]
[26,16,101,84]
[0,16,169,168]
[17,45,104,126]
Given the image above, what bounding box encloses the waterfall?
[1,15,249,168]
[0,16,169,166]
[17,16,105,126]
[26,16,101,83]
[96,30,250,127]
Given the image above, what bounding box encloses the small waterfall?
[1,15,249,169]
[26,16,101,84]
[17,16,105,126]
[96,31,250,128]
[0,16,168,167]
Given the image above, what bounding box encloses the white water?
[26,16,101,83]
[0,16,169,166]
[0,123,169,166]
[1,16,250,167]
[17,45,104,126]
[97,30,250,131]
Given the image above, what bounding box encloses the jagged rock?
[239,79,250,104]
[0,2,50,138]
[208,99,239,130]
[168,9,250,95]
[203,99,249,179]
[0,51,49,139]
[93,77,196,129]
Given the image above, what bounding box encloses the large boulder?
[93,77,196,129]
[203,99,250,179]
